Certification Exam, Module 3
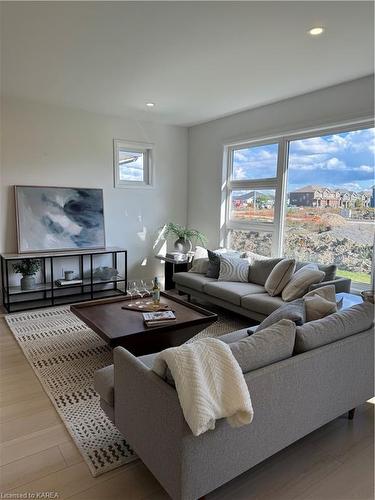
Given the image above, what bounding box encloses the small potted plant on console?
[13,259,41,290]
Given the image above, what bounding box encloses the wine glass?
[132,280,143,304]
[126,281,138,304]
[142,280,154,302]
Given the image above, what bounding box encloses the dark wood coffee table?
[70,292,217,355]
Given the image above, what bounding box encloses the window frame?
[113,139,154,189]
[221,118,374,287]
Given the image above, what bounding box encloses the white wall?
[187,76,374,247]
[0,97,188,282]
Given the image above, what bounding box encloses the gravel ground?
[331,222,375,245]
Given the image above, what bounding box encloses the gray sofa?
[95,304,374,500]
[173,260,351,321]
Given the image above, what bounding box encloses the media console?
[1,247,127,313]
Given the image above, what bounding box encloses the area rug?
[5,305,251,477]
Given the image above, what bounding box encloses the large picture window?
[223,123,375,287]
[224,141,282,257]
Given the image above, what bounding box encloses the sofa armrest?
[309,277,351,293]
[113,347,187,499]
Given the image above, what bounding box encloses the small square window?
[114,140,154,188]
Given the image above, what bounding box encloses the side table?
[155,255,193,290]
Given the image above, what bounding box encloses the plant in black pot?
[161,223,207,253]
[13,259,41,290]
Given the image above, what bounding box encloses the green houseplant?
[13,259,41,290]
[161,223,207,253]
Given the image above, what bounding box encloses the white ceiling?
[1,1,374,126]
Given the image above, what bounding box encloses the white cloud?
[326,158,346,170]
[358,165,373,173]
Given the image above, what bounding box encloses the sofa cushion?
[242,251,270,262]
[189,258,209,274]
[173,272,216,292]
[296,261,337,281]
[218,328,251,343]
[218,255,250,282]
[229,319,296,373]
[281,264,325,302]
[138,352,157,369]
[256,298,305,332]
[206,249,243,278]
[295,302,374,353]
[204,282,265,306]
[265,259,296,296]
[248,258,283,285]
[94,365,114,406]
[304,284,337,302]
[241,293,284,315]
[206,249,221,278]
[304,295,337,322]
[138,328,251,386]
[194,246,208,259]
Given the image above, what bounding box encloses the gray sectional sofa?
[173,260,351,321]
[95,303,374,500]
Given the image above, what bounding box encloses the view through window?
[113,140,153,188]
[284,128,375,284]
[225,125,375,284]
[227,142,279,256]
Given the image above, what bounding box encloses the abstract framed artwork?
[15,186,106,253]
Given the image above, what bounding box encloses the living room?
[0,1,374,499]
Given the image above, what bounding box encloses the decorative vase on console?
[12,259,41,290]
[161,222,207,255]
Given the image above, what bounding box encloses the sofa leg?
[187,294,191,302]
[348,408,356,420]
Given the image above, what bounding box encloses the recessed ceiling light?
[146,102,155,108]
[308,26,325,36]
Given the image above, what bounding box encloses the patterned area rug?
[5,305,251,477]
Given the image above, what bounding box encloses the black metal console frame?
[1,248,127,313]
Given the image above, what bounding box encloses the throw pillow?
[248,257,283,285]
[281,264,325,302]
[242,251,270,264]
[218,255,250,283]
[295,261,337,281]
[229,319,296,373]
[194,246,208,260]
[206,249,223,278]
[294,302,374,353]
[304,295,337,322]
[189,258,209,274]
[304,284,336,303]
[206,249,240,279]
[264,259,296,297]
[255,298,305,332]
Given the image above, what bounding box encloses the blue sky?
[233,127,375,193]
[119,150,144,181]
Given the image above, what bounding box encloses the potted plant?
[161,223,207,253]
[13,259,41,290]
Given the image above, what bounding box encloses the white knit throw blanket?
[153,337,254,436]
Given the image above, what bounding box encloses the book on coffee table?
[143,310,176,327]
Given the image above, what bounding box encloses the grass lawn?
[337,269,371,284]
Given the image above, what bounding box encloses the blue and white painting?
[16,186,105,252]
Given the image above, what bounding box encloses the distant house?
[289,185,371,209]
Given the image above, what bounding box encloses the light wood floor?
[0,314,373,500]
